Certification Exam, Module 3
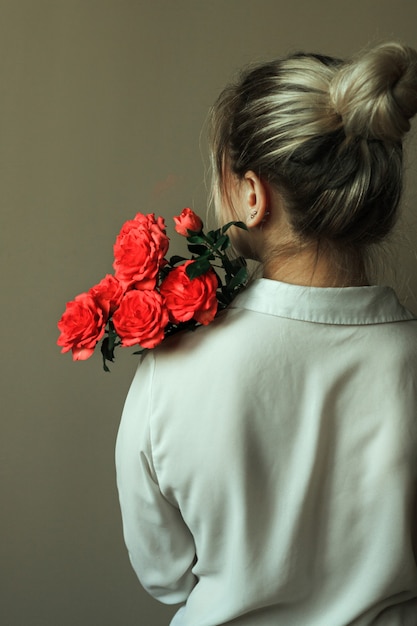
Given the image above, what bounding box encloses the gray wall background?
[1,1,416,625]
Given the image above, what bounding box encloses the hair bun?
[330,42,417,141]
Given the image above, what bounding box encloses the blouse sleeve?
[115,353,197,604]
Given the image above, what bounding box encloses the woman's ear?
[243,170,268,228]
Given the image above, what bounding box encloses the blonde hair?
[209,42,417,249]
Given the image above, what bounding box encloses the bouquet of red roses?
[57,208,248,371]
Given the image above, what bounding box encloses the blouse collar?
[231,278,416,325]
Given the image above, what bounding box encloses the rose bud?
[173,208,203,236]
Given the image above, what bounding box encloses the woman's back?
[116,279,417,625]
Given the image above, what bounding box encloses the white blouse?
[115,279,417,625]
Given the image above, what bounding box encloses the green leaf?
[230,256,247,271]
[216,291,231,307]
[221,221,248,234]
[101,337,112,360]
[107,325,121,352]
[169,255,187,266]
[100,338,114,372]
[220,237,231,251]
[205,229,220,244]
[186,257,212,279]
[186,234,206,245]
[226,266,248,290]
[187,243,208,256]
[212,234,229,251]
[159,265,171,280]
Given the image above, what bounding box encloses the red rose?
[89,274,124,315]
[57,292,107,360]
[173,208,203,236]
[160,260,218,325]
[112,289,169,349]
[113,213,169,290]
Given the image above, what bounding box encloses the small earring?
[250,210,258,219]
[262,211,270,223]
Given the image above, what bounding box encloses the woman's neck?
[261,244,368,288]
